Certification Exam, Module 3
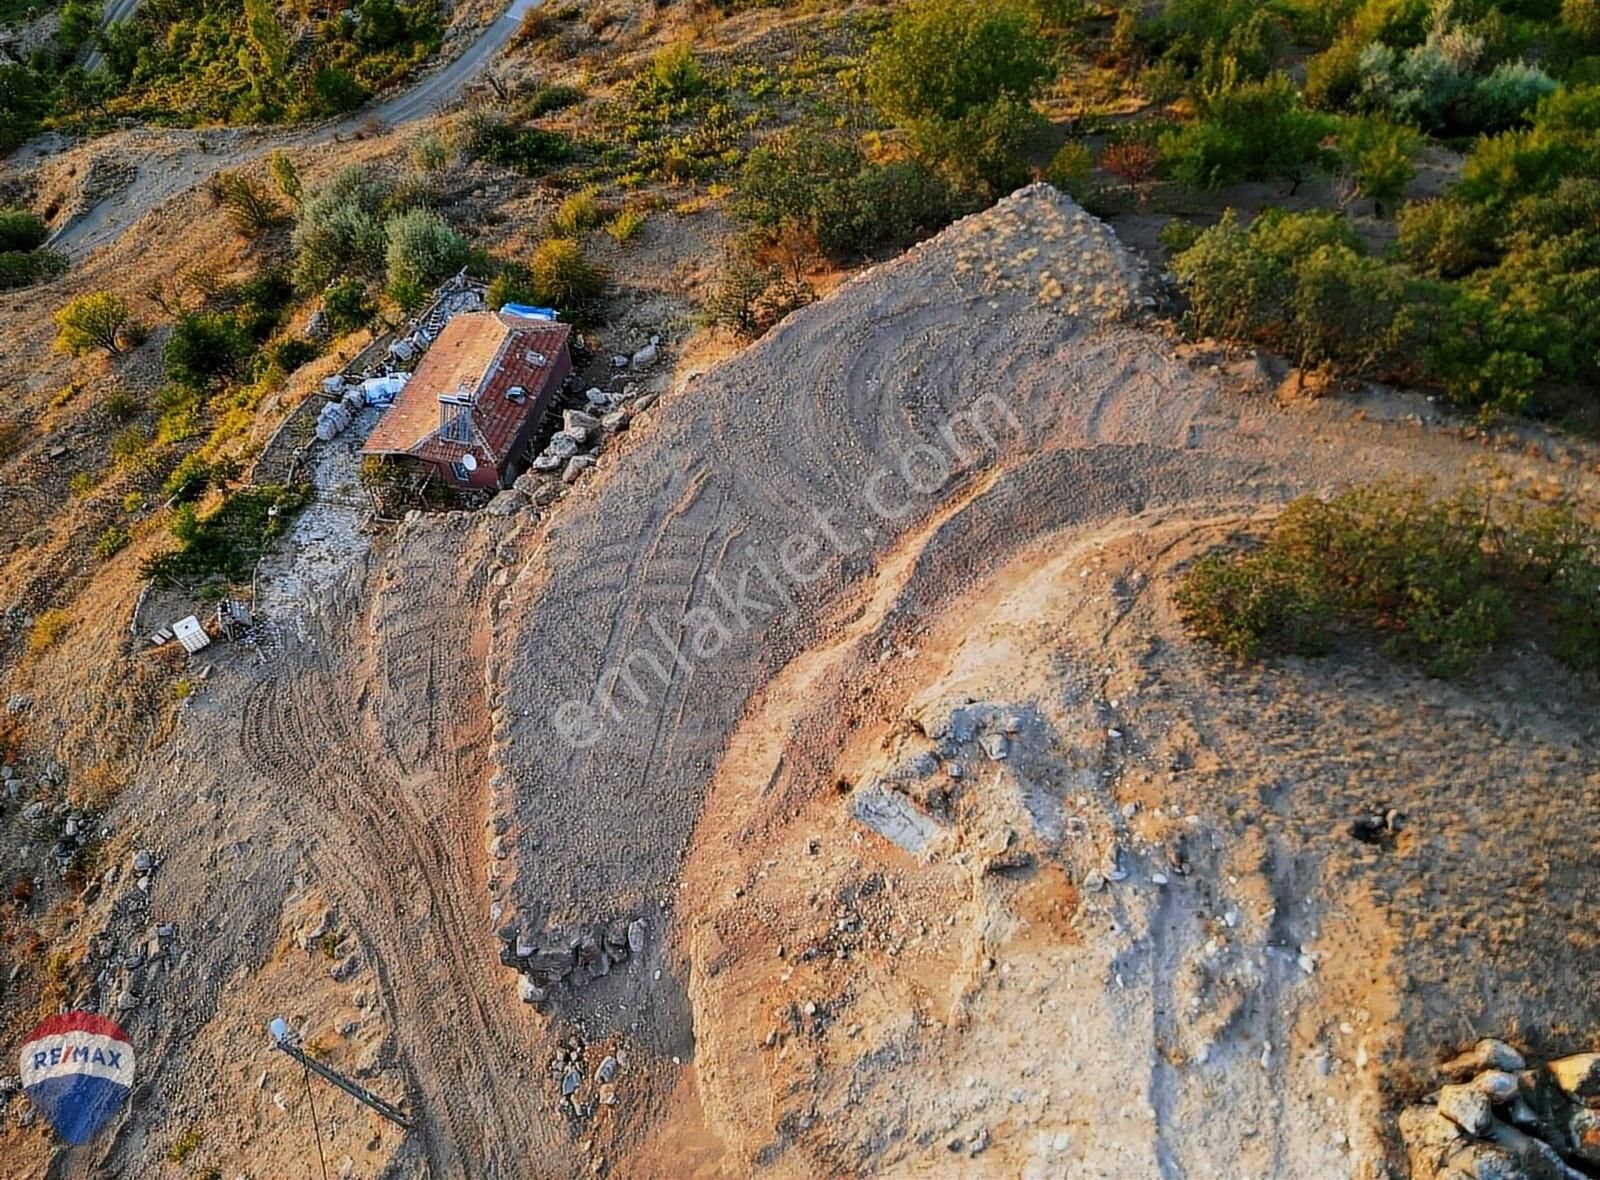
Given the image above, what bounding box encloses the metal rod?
[271,1038,412,1130]
[300,1056,331,1180]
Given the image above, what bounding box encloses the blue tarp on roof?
[501,304,559,321]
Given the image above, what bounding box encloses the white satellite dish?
[269,1017,288,1043]
[461,453,478,472]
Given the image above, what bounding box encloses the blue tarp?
[501,304,559,321]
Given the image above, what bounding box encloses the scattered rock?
[1548,1054,1600,1101]
[1445,1040,1529,1079]
[1438,1083,1494,1137]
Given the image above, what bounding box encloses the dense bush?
[1045,140,1095,199]
[470,119,576,176]
[0,248,67,291]
[703,254,813,338]
[1161,75,1335,190]
[165,312,255,390]
[383,208,469,290]
[1177,483,1600,678]
[269,337,319,372]
[141,484,307,587]
[526,237,608,318]
[551,189,605,236]
[737,126,954,260]
[53,292,133,357]
[323,279,376,334]
[1336,115,1422,212]
[210,172,286,239]
[866,0,1050,196]
[292,167,390,290]
[0,208,48,253]
[1395,196,1501,276]
[1173,208,1418,372]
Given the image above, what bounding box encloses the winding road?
[42,0,539,256]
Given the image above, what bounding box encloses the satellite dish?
[461,453,478,472]
[269,1017,288,1044]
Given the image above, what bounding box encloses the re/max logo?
[33,1045,124,1070]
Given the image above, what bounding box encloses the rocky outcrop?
[1402,1039,1600,1179]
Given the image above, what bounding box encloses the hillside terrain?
[3,0,1600,1177]
[0,183,1594,1178]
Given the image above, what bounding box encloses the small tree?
[528,237,607,317]
[383,208,469,291]
[212,172,285,239]
[54,291,132,357]
[1337,117,1420,216]
[867,0,1049,128]
[1045,141,1094,200]
[269,151,302,205]
[866,0,1050,195]
[165,312,252,390]
[1563,0,1600,44]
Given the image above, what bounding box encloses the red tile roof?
[362,312,572,470]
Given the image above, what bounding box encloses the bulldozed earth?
[3,186,1600,1179]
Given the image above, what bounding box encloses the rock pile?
[497,908,647,1011]
[1401,1038,1600,1179]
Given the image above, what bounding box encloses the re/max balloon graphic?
[19,1012,135,1145]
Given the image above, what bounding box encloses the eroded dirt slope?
[8,186,1598,1179]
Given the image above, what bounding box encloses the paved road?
[47,0,538,255]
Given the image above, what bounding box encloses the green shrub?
[736,126,954,259]
[1567,0,1600,41]
[1336,115,1421,214]
[868,0,1050,126]
[604,208,646,243]
[652,40,705,99]
[551,188,604,236]
[527,237,608,317]
[1178,483,1600,678]
[521,83,584,117]
[292,166,390,291]
[269,337,319,371]
[54,292,133,357]
[1160,74,1334,190]
[110,426,156,472]
[1472,61,1560,133]
[409,132,450,176]
[141,484,307,587]
[165,312,254,390]
[866,0,1050,196]
[1045,140,1095,200]
[0,248,67,291]
[164,454,212,503]
[1395,197,1500,277]
[212,171,285,239]
[474,122,576,176]
[270,151,302,205]
[703,254,812,339]
[1172,208,1422,376]
[383,208,469,290]
[0,208,47,253]
[1305,34,1367,111]
[94,526,131,560]
[387,277,426,312]
[103,388,142,423]
[323,279,376,334]
[312,67,370,114]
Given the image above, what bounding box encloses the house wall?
[501,347,574,486]
[426,457,502,490]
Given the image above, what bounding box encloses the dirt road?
[39,0,538,257]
